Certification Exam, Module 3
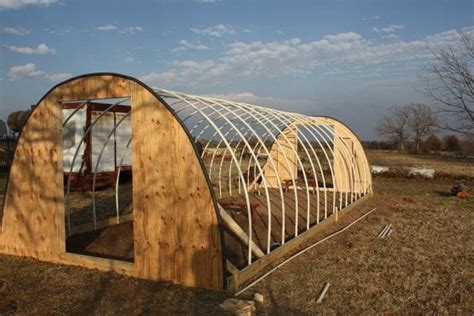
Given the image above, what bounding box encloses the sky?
[0,0,472,140]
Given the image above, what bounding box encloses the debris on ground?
[451,181,470,198]
[371,165,389,174]
[407,167,435,179]
[219,298,256,315]
[316,282,331,304]
[378,224,393,238]
[253,292,264,303]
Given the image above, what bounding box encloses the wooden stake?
[381,224,392,238]
[378,225,388,237]
[316,282,331,304]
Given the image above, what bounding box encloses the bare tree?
[443,134,461,151]
[408,103,437,152]
[422,29,474,136]
[424,134,442,152]
[376,104,411,151]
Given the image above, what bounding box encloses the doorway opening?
[62,97,135,262]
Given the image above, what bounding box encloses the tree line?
[375,30,473,154]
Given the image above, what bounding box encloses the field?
[0,150,473,314]
[367,149,474,178]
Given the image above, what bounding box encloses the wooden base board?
[226,192,372,292]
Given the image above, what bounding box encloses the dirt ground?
[0,175,472,315]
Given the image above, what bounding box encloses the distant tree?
[362,140,397,150]
[7,110,30,134]
[459,137,474,154]
[424,134,442,152]
[443,134,461,151]
[376,104,411,151]
[408,103,438,152]
[0,119,7,138]
[422,29,474,136]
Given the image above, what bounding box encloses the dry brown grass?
[0,150,473,314]
[245,177,473,314]
[0,176,472,314]
[367,149,474,177]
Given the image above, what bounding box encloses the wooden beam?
[218,205,265,258]
[226,259,239,275]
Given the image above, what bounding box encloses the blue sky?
[0,0,472,139]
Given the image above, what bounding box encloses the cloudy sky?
[0,0,472,139]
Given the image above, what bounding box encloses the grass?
[0,151,472,314]
[0,175,472,314]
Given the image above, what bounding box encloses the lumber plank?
[218,205,264,258]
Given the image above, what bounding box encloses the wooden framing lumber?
[227,193,372,292]
[218,205,265,258]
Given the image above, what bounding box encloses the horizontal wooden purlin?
[62,102,131,113]
[227,193,372,292]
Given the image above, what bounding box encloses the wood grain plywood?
[129,82,223,289]
[0,94,63,260]
[318,117,372,194]
[262,126,298,188]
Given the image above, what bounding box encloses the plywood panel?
[262,126,298,187]
[129,81,223,289]
[318,117,372,194]
[0,93,64,260]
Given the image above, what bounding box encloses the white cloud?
[8,63,44,80]
[0,26,29,35]
[139,71,178,85]
[8,63,71,81]
[97,25,143,34]
[171,40,209,53]
[140,27,474,88]
[191,24,235,37]
[44,72,71,82]
[124,56,134,63]
[0,0,58,10]
[372,24,405,38]
[7,43,55,55]
[97,24,117,31]
[122,26,143,34]
[324,32,362,43]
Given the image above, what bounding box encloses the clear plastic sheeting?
[155,88,372,267]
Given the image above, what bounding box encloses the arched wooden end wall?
[0,73,224,289]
